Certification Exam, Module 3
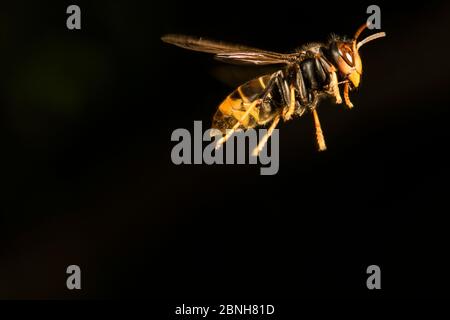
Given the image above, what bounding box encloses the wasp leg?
[262,70,282,100]
[318,56,342,104]
[295,65,308,105]
[252,115,281,156]
[312,108,327,151]
[272,71,295,122]
[343,82,354,108]
[275,75,290,106]
[215,99,262,150]
[282,84,296,121]
[330,72,342,104]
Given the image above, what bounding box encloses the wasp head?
[327,24,386,89]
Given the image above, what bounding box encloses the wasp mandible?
[162,24,386,155]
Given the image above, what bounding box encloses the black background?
[0,0,449,302]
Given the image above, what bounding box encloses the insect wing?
[161,34,297,65]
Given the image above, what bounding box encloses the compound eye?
[338,45,354,66]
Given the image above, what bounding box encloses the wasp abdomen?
[212,75,278,132]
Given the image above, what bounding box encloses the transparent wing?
[161,34,298,65]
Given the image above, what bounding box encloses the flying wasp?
[162,23,385,155]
